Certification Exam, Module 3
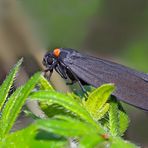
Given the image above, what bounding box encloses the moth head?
[42,48,61,69]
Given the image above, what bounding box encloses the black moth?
[43,48,148,111]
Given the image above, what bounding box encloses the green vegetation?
[0,60,137,147]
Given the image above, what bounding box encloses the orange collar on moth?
[53,48,61,57]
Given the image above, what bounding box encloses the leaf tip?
[18,57,24,65]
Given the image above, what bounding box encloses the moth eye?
[47,57,53,65]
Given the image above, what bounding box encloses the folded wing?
[63,54,148,110]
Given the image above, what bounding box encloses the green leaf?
[29,90,103,131]
[108,97,120,136]
[119,107,130,136]
[110,137,137,148]
[0,58,23,110]
[83,84,115,121]
[95,103,110,120]
[0,87,22,138]
[40,103,76,118]
[36,116,98,137]
[39,74,54,90]
[0,124,68,148]
[37,119,88,137]
[79,134,105,148]
[23,110,40,120]
[108,98,130,137]
[0,72,41,138]
[37,86,92,122]
[36,116,108,148]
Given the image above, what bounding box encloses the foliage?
[0,60,137,148]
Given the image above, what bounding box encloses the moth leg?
[55,64,68,79]
[59,65,77,85]
[77,79,88,95]
[43,69,53,81]
[43,68,50,78]
[48,69,53,79]
[64,66,87,94]
[60,62,88,95]
[56,65,77,85]
[55,66,65,78]
[44,61,57,79]
[44,68,50,73]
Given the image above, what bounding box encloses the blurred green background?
[0,0,147,147]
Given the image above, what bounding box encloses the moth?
[43,48,148,110]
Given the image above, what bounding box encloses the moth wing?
[63,54,148,110]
